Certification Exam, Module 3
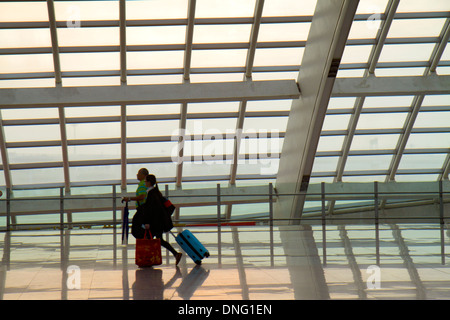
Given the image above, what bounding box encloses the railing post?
[321,182,327,266]
[60,187,64,230]
[6,188,11,232]
[374,181,380,266]
[269,183,274,267]
[217,183,222,266]
[112,185,117,228]
[439,180,445,265]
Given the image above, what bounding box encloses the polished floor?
[0,223,449,300]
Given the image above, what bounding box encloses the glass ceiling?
[0,0,449,222]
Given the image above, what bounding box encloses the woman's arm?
[122,194,146,203]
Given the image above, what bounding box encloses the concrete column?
[275,0,359,224]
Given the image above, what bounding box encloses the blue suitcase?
[171,229,209,265]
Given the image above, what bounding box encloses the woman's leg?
[157,234,182,265]
[160,237,178,257]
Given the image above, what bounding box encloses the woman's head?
[145,174,157,187]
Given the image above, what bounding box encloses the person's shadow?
[132,265,209,300]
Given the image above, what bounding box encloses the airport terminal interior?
[0,0,450,300]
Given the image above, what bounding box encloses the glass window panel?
[375,68,426,77]
[317,136,345,152]
[182,160,231,177]
[348,20,379,40]
[0,2,49,22]
[16,214,60,226]
[188,101,239,113]
[414,111,450,128]
[398,154,447,170]
[1,108,58,120]
[254,48,304,66]
[127,51,184,70]
[235,178,276,187]
[246,100,292,112]
[127,26,186,45]
[406,133,450,149]
[436,67,450,76]
[341,175,387,183]
[237,158,279,176]
[356,113,407,129]
[0,54,54,73]
[387,19,446,38]
[312,156,339,173]
[65,106,119,117]
[127,120,179,137]
[309,176,334,184]
[194,25,252,44]
[179,181,228,190]
[356,0,389,14]
[322,114,351,130]
[127,104,181,116]
[126,0,187,20]
[127,162,176,180]
[60,52,120,72]
[0,78,55,89]
[127,141,177,158]
[441,45,450,61]
[66,122,120,139]
[3,124,61,143]
[328,97,357,109]
[263,0,317,16]
[190,73,244,83]
[62,77,121,87]
[258,23,311,42]
[196,0,256,18]
[11,168,64,186]
[351,134,400,150]
[186,119,237,134]
[238,137,283,155]
[0,29,52,48]
[396,0,450,13]
[191,49,247,68]
[13,188,60,198]
[395,174,440,182]
[8,147,62,164]
[243,117,288,132]
[179,205,226,218]
[183,139,234,159]
[341,45,373,63]
[363,96,414,108]
[55,1,119,21]
[422,94,450,106]
[0,170,5,187]
[379,44,435,63]
[345,155,393,171]
[57,27,119,46]
[68,144,121,161]
[70,165,120,182]
[252,71,299,81]
[336,69,366,78]
[127,75,183,85]
[231,203,270,217]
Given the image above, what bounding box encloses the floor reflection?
[0,223,449,300]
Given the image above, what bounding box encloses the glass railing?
[0,181,449,231]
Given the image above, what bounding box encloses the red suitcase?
[135,230,162,267]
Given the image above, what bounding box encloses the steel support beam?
[275,0,359,224]
[0,80,300,109]
[332,75,450,97]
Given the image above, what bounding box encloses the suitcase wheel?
[204,251,210,258]
[195,260,202,265]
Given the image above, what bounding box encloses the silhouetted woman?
[134,174,182,266]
